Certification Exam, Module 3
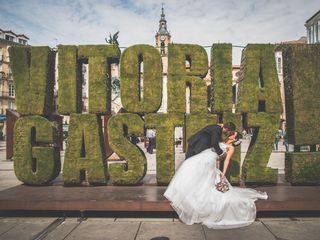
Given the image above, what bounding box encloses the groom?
[186,122,236,159]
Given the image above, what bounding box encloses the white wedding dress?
[164,142,268,229]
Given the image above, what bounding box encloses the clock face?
[160,35,165,41]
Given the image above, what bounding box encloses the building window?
[277,57,282,74]
[316,22,319,43]
[9,101,15,110]
[318,21,320,42]
[5,35,14,42]
[9,84,15,97]
[18,39,26,45]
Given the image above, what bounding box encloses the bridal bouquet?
[215,175,229,193]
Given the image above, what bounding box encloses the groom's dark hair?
[224,122,236,131]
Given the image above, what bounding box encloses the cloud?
[0,0,319,63]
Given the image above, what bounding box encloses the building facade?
[0,29,29,139]
[305,10,320,44]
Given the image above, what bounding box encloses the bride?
[164,131,268,229]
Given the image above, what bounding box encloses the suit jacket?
[187,124,223,158]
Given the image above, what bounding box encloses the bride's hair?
[232,131,242,147]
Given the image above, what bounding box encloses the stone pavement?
[2,140,317,240]
[0,216,320,240]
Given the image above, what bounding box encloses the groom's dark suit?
[186,124,224,159]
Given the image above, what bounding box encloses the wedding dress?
[164,142,268,229]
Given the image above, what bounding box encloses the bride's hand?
[220,174,225,182]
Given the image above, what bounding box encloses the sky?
[0,0,319,64]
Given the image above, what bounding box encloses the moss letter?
[120,45,162,113]
[241,113,279,184]
[63,114,108,185]
[167,44,208,113]
[282,44,320,145]
[107,113,146,185]
[58,45,82,114]
[78,45,121,114]
[9,46,55,116]
[145,113,184,185]
[211,44,233,112]
[237,44,282,113]
[13,116,61,185]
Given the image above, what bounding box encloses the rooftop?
[0,28,29,40]
[305,10,320,25]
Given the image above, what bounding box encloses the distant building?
[305,10,320,44]
[0,28,29,139]
[232,65,240,112]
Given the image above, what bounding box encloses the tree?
[105,31,120,46]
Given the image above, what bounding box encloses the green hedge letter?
[108,113,146,185]
[145,113,184,185]
[237,44,282,113]
[120,45,162,113]
[168,44,208,113]
[210,44,233,112]
[13,116,61,185]
[78,45,121,114]
[58,45,82,114]
[220,112,242,184]
[241,113,279,184]
[63,114,108,185]
[285,152,320,185]
[9,46,55,116]
[282,44,320,145]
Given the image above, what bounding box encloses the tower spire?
[161,3,166,21]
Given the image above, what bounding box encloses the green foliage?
[237,44,282,113]
[167,44,209,113]
[9,46,55,116]
[145,113,184,185]
[107,113,146,185]
[221,112,242,184]
[211,44,233,112]
[13,116,61,185]
[63,114,108,185]
[168,44,209,76]
[285,152,320,185]
[242,113,279,184]
[58,45,82,114]
[281,44,320,145]
[120,44,162,113]
[78,45,121,114]
[168,76,208,113]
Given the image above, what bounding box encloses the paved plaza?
[0,216,320,240]
[1,141,320,239]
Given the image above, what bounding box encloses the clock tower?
[155,5,171,57]
[155,5,171,113]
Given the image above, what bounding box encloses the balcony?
[0,91,14,100]
[0,55,9,63]
[0,72,11,81]
[0,72,7,81]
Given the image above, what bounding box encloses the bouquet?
[215,174,229,193]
